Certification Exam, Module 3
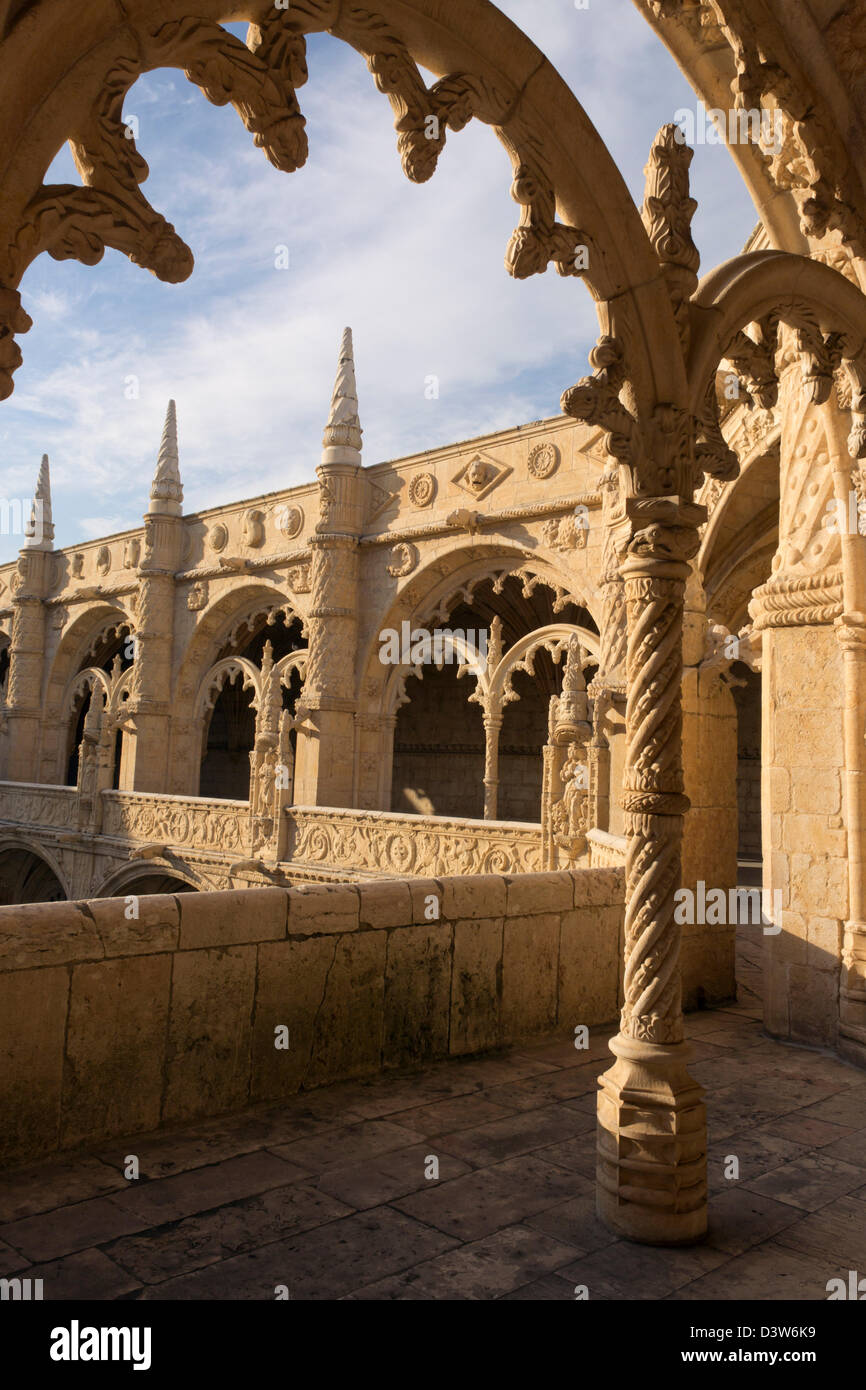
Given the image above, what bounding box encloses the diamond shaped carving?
[451,451,511,502]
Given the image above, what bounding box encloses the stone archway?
[0,837,68,903]
[94,864,200,898]
[170,583,304,796]
[39,604,135,783]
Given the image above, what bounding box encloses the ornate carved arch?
[689,251,866,430]
[40,604,134,779]
[0,0,683,413]
[173,581,301,721]
[489,622,600,711]
[359,541,601,714]
[634,0,866,283]
[195,656,262,724]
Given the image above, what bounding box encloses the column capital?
[613,495,705,573]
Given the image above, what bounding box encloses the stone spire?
[25,453,54,549]
[321,327,362,465]
[148,399,183,516]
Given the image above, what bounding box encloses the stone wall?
[762,625,847,1049]
[0,867,624,1168]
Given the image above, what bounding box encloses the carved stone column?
[597,496,708,1245]
[354,711,391,811]
[123,402,183,793]
[293,329,363,808]
[5,459,53,782]
[834,427,866,1065]
[482,712,502,820]
[75,684,114,833]
[542,635,591,866]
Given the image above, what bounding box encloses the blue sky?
[0,0,757,562]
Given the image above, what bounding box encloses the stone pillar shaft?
[5,549,50,781]
[482,713,502,821]
[597,505,707,1245]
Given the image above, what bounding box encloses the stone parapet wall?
[0,867,624,1168]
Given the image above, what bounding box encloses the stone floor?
[1,944,865,1300]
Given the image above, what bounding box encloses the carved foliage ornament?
[386,541,418,579]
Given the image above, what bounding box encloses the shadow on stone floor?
[1,973,864,1300]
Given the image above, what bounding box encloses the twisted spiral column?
[620,571,689,1043]
[596,519,707,1246]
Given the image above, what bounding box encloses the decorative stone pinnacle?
[148,399,183,516]
[25,452,54,549]
[322,327,363,463]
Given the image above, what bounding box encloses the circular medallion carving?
[528,441,559,479]
[276,504,304,539]
[208,522,228,553]
[408,472,436,508]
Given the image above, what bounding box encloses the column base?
[596,1031,707,1245]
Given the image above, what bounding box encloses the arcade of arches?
[2,0,866,1250]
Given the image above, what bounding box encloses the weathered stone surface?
[250,936,340,1101]
[178,889,287,950]
[450,917,503,1055]
[0,967,67,1165]
[87,894,179,957]
[163,946,257,1123]
[304,931,387,1086]
[62,955,172,1148]
[288,885,359,937]
[501,913,559,1040]
[383,923,452,1067]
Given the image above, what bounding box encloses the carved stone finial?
[25,453,54,550]
[148,399,183,516]
[641,123,700,350]
[322,327,363,464]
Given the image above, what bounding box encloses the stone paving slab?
[0,1003,864,1300]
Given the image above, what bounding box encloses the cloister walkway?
[1,930,865,1302]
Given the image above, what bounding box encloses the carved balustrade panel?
[285,807,543,877]
[0,781,78,828]
[101,790,249,853]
